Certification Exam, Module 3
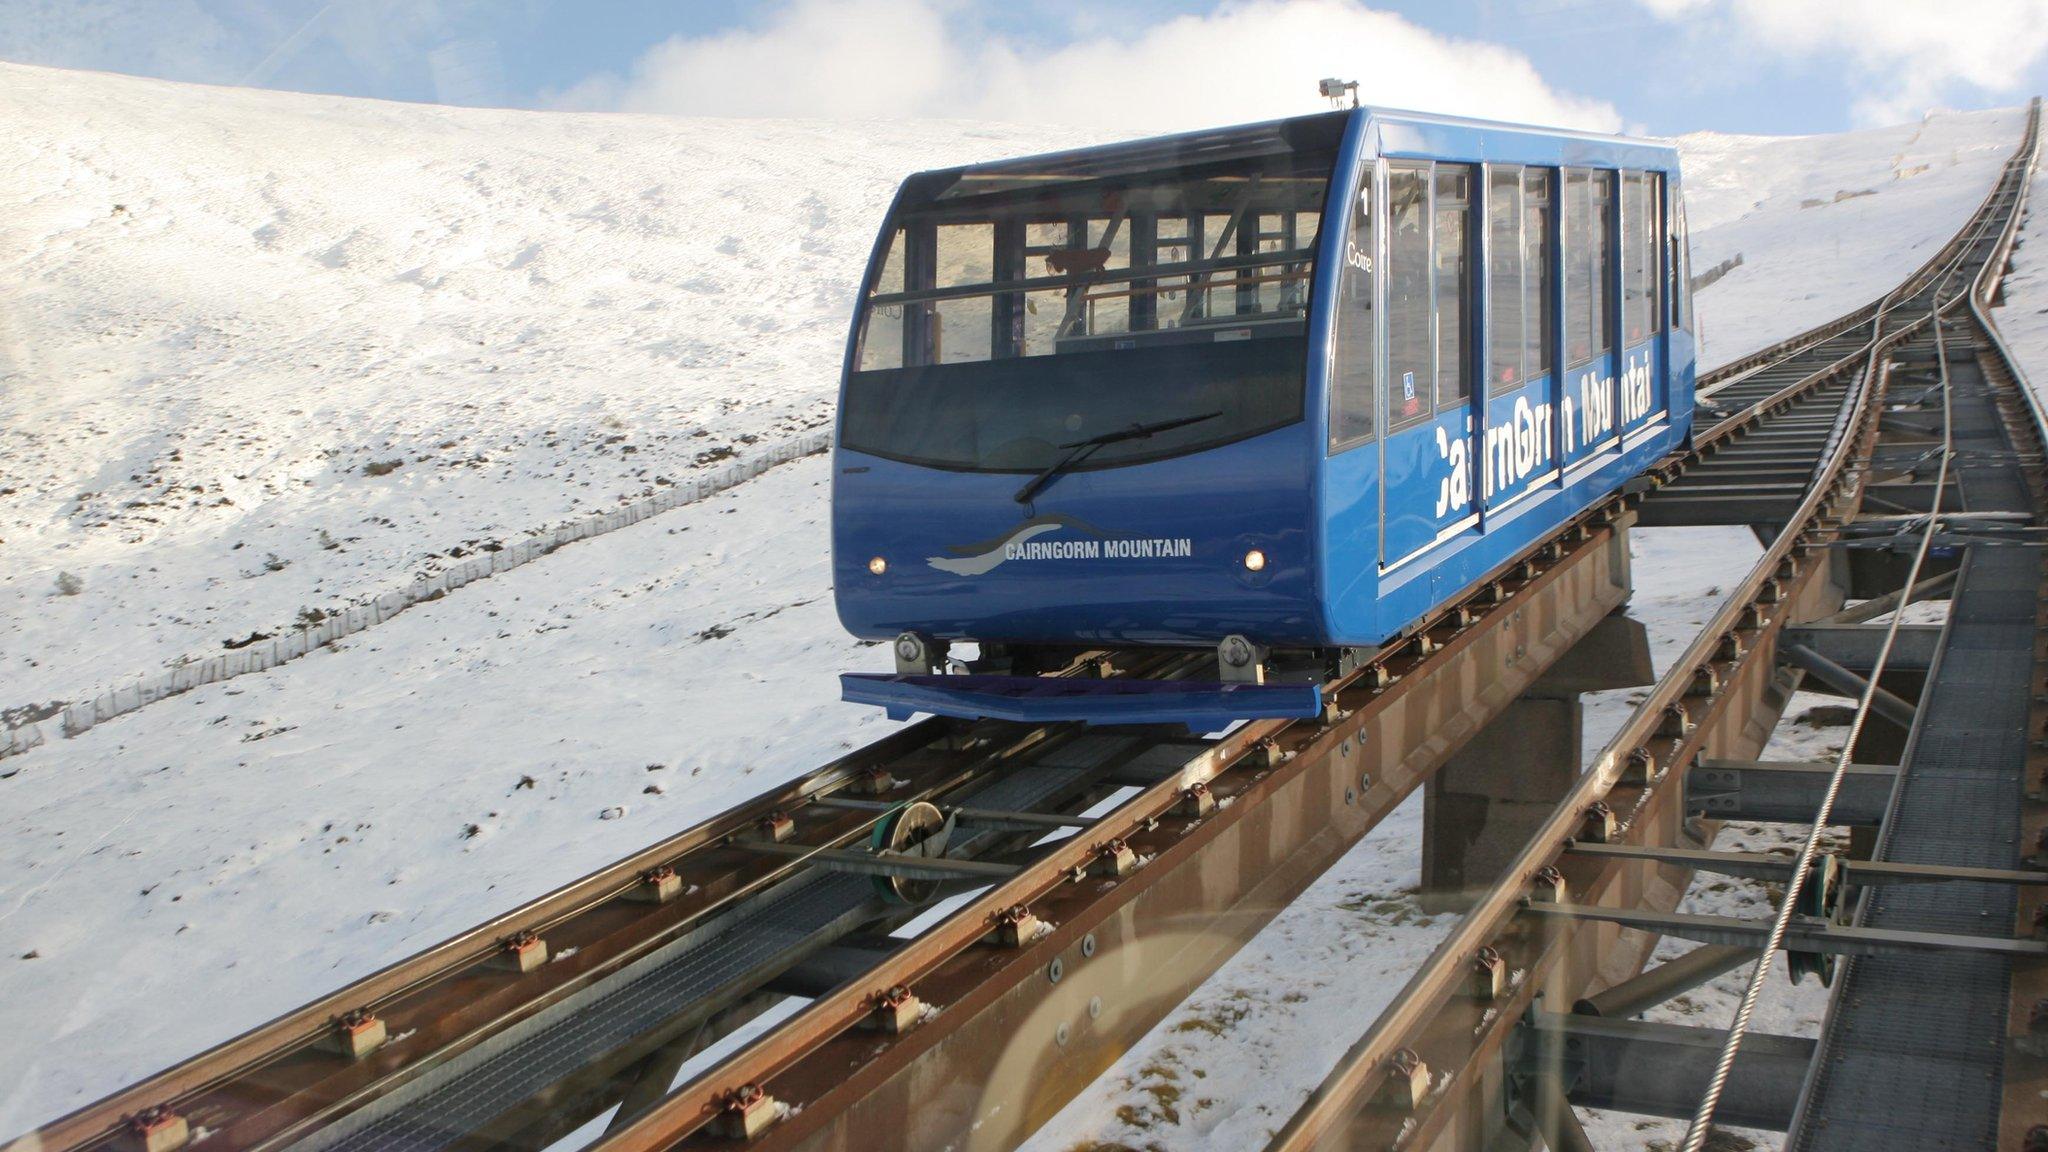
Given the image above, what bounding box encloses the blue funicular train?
[834,100,1695,729]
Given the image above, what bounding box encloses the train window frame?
[1523,168,1556,388]
[1593,169,1615,361]
[1621,170,1663,347]
[1484,165,1556,398]
[1648,172,1666,337]
[1486,164,1525,397]
[1327,157,1380,455]
[1563,169,1593,368]
[1433,164,1474,413]
[1563,166,1616,370]
[1384,160,1435,433]
[855,155,1337,373]
[1672,192,1695,332]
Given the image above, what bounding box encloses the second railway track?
[1270,98,2048,1152]
[18,106,2048,1152]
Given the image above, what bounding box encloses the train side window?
[1082,216,1133,335]
[1386,164,1433,428]
[1564,170,1593,366]
[859,228,908,371]
[1622,172,1654,344]
[1434,165,1473,410]
[1591,171,1614,360]
[1329,170,1376,452]
[933,223,994,364]
[1284,210,1319,315]
[1020,221,1073,357]
[1486,165,1524,395]
[1523,169,1555,381]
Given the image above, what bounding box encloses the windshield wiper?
[1012,411,1222,504]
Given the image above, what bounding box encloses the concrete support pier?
[1421,609,1655,910]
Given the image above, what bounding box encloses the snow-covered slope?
[0,61,1106,714]
[0,59,2028,1140]
[1988,141,2048,409]
[1682,106,2023,367]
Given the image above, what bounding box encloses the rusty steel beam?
[1531,1014,1816,1131]
[1271,550,1832,1152]
[1570,945,1753,1020]
[592,519,1639,1152]
[15,653,1176,1152]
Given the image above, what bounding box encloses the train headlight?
[868,556,888,575]
[1243,549,1267,572]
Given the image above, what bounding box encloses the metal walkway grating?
[1788,546,2040,1151]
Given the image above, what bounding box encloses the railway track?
[1268,100,2048,1151]
[15,107,2046,1152]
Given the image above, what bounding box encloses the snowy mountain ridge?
[0,60,1110,716]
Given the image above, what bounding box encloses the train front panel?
[834,419,1318,648]
[832,113,1355,651]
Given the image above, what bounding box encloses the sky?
[4,0,2048,137]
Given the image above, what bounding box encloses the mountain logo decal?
[925,515,1192,575]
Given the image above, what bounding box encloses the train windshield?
[842,113,1346,473]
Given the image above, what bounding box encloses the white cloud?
[552,0,958,119]
[1634,0,2048,125]
[554,0,1623,133]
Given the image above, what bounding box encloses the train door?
[1618,170,1667,437]
[1480,166,1559,515]
[1559,168,1619,473]
[1380,161,1476,570]
[1672,188,1695,339]
[1322,152,1380,635]
[1669,181,1698,416]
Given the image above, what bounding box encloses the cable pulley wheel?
[1785,852,1843,987]
[871,800,952,905]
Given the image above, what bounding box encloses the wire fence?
[0,429,832,763]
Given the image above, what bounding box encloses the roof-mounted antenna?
[1318,78,1359,109]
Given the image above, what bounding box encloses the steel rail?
[1949,98,2048,1152]
[582,335,1956,1148]
[23,298,1893,1152]
[588,127,2042,1151]
[1263,104,2041,1151]
[591,515,1647,1151]
[14,649,1198,1152]
[19,111,2039,1152]
[20,722,954,1151]
[1679,197,1969,1152]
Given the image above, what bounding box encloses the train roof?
[1358,104,1673,153]
[1362,104,1680,171]
[901,107,1678,191]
